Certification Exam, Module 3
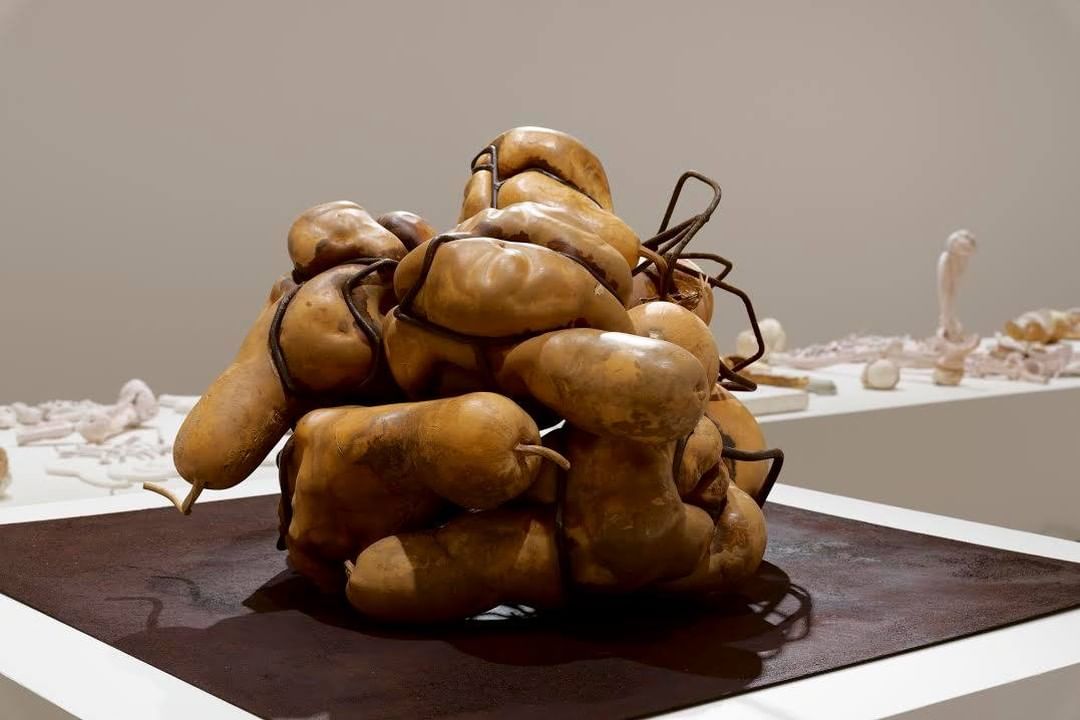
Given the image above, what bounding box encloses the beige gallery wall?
[1,0,1078,401]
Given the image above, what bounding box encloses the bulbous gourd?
[632,262,714,325]
[658,484,767,594]
[630,300,721,385]
[393,237,634,338]
[496,329,709,443]
[376,210,437,251]
[288,201,406,281]
[455,202,634,306]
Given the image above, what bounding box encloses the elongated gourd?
[172,264,397,504]
[173,287,296,499]
[563,428,713,592]
[346,506,563,624]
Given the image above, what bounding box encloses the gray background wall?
[2,0,1078,401]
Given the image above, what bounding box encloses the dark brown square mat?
[0,495,1077,719]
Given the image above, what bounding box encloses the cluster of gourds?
[157,127,783,624]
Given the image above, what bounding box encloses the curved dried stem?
[515,443,571,471]
[343,559,355,578]
[636,246,669,284]
[142,478,204,515]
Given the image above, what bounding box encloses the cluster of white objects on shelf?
[0,384,215,495]
[760,230,1080,389]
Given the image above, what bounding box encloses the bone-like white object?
[15,421,76,446]
[937,230,976,342]
[77,379,159,444]
[862,358,900,390]
[106,462,177,484]
[932,230,979,385]
[12,403,43,426]
[41,400,102,423]
[735,317,787,364]
[44,463,132,491]
[967,334,1073,383]
[0,406,15,430]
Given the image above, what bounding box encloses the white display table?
[0,484,1076,720]
[759,358,1080,540]
[0,404,281,511]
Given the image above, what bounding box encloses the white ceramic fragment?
[735,317,786,363]
[0,406,15,430]
[12,403,43,425]
[77,379,159,444]
[861,358,900,390]
[15,421,76,446]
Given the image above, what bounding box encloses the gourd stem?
[343,560,355,578]
[515,444,570,471]
[142,478,204,515]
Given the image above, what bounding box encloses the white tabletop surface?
[0,481,1077,720]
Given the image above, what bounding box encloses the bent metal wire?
[634,172,769,391]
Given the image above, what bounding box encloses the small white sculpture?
[0,407,15,430]
[937,230,976,342]
[735,317,787,363]
[772,230,988,386]
[932,230,979,386]
[967,334,1074,383]
[76,379,159,444]
[12,403,43,426]
[861,358,900,390]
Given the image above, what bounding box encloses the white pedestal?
[758,357,1080,540]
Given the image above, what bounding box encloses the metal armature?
[634,171,767,392]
